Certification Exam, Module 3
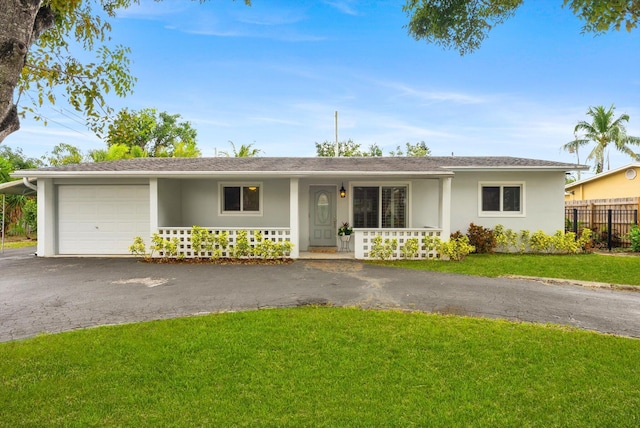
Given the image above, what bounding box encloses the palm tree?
[220,141,261,157]
[565,105,640,173]
[561,137,583,180]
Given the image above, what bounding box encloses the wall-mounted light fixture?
[339,183,346,198]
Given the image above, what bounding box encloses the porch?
[152,175,452,260]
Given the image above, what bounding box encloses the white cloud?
[249,116,302,126]
[120,2,325,42]
[323,1,360,16]
[370,78,488,105]
[117,0,191,19]
[234,9,308,26]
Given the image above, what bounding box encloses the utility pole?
[334,111,338,157]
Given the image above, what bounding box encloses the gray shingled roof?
[14,156,583,176]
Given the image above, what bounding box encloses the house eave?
[12,170,456,179]
[448,166,588,172]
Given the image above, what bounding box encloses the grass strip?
[0,240,36,250]
[379,253,640,286]
[1,307,639,426]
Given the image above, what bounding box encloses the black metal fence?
[565,208,638,250]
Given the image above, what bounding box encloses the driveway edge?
[503,275,639,292]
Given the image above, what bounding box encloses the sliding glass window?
[353,186,407,228]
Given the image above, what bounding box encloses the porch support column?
[439,177,452,240]
[37,178,55,256]
[149,178,158,242]
[289,178,300,258]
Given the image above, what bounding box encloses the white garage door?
[58,185,150,255]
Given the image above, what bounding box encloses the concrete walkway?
[1,248,639,342]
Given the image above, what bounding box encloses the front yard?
[1,307,639,426]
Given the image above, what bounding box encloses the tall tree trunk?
[0,0,53,143]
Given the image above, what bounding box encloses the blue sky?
[5,0,640,174]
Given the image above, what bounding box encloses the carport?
[0,178,37,253]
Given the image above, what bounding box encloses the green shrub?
[438,235,475,261]
[577,228,594,252]
[494,224,519,253]
[253,231,284,259]
[552,230,580,254]
[281,241,294,257]
[129,236,148,258]
[149,234,164,258]
[422,235,441,258]
[22,199,37,235]
[520,228,593,254]
[163,237,180,258]
[369,235,398,260]
[131,229,292,261]
[466,223,495,254]
[232,230,251,258]
[400,238,420,259]
[628,225,640,252]
[519,230,530,253]
[190,227,232,259]
[149,233,180,259]
[529,230,552,253]
[216,231,229,251]
[190,226,207,255]
[254,231,290,259]
[420,234,474,261]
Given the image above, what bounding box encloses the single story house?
[7,156,583,259]
[565,163,640,211]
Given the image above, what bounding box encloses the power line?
[20,92,96,139]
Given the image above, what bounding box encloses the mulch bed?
[139,257,295,265]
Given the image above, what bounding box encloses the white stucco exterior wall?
[410,179,440,229]
[171,178,290,228]
[157,178,182,227]
[449,171,566,234]
[36,178,55,257]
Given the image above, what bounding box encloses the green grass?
[1,307,639,427]
[0,240,36,249]
[380,253,640,286]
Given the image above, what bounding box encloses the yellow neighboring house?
[565,163,640,210]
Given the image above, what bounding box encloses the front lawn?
[380,253,640,286]
[0,235,36,250]
[1,307,639,426]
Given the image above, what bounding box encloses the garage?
[57,185,150,255]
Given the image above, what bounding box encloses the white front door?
[309,186,336,247]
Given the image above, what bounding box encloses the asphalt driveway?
[1,247,639,342]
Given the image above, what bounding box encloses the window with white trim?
[353,185,407,228]
[221,184,261,214]
[479,183,524,216]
